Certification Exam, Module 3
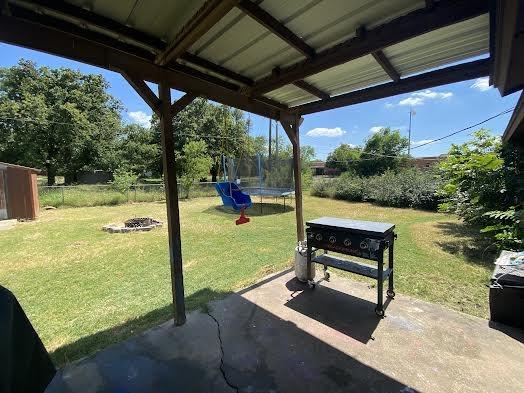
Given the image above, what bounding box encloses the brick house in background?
[411,154,447,169]
[311,160,341,176]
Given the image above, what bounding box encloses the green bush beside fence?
[311,168,441,210]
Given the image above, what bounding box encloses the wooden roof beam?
[502,92,524,143]
[10,0,260,90]
[171,93,197,117]
[179,53,330,102]
[492,0,524,96]
[237,0,315,59]
[357,25,400,82]
[248,0,489,96]
[9,0,300,99]
[180,52,254,86]
[10,0,164,52]
[293,58,490,115]
[121,72,161,116]
[0,13,294,122]
[156,0,239,66]
[372,50,400,82]
[292,80,330,100]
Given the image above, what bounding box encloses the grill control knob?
[315,233,323,241]
[360,240,368,249]
[307,232,314,239]
[343,239,352,247]
[329,236,336,244]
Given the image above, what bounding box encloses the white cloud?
[387,89,453,108]
[412,90,453,99]
[306,127,346,137]
[128,111,152,128]
[411,139,434,146]
[398,97,425,106]
[470,77,491,92]
[369,126,385,133]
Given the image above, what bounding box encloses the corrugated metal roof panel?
[190,8,306,80]
[59,0,489,110]
[304,55,390,97]
[383,14,489,78]
[66,0,138,24]
[67,0,207,42]
[190,0,425,81]
[264,84,318,107]
[263,0,425,51]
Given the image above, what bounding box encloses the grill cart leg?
[323,265,330,281]
[306,246,315,289]
[387,235,395,299]
[323,250,330,281]
[375,253,385,317]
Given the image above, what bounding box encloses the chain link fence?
[39,182,218,208]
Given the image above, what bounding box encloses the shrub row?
[311,168,441,210]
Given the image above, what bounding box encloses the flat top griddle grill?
[306,217,395,237]
[305,216,397,317]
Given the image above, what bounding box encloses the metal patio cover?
[0,0,501,123]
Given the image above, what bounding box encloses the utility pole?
[408,107,416,156]
[275,121,279,158]
[268,118,272,159]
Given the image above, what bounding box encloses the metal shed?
[0,162,40,221]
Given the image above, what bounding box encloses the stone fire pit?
[102,217,163,233]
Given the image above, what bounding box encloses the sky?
[0,43,520,160]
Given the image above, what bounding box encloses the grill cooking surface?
[306,217,394,261]
[306,217,394,237]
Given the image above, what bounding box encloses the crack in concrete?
[207,312,240,393]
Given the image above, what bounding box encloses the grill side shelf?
[312,254,391,280]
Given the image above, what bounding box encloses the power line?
[409,107,514,151]
[0,107,515,158]
[320,107,515,162]
[0,116,88,127]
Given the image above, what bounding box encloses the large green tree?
[152,98,252,181]
[0,60,122,185]
[179,140,213,198]
[326,143,361,173]
[358,127,409,176]
[118,124,160,176]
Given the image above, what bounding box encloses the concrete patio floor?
[46,269,523,393]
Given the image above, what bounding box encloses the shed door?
[0,171,7,220]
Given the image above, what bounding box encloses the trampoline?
[242,187,294,210]
[217,153,295,212]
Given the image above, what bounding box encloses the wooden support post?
[282,117,304,242]
[121,69,196,325]
[158,82,186,326]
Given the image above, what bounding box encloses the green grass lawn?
[0,196,493,366]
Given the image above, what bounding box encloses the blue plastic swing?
[215,182,252,212]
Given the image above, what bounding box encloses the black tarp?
[0,286,56,393]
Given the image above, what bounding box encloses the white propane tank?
[294,240,315,282]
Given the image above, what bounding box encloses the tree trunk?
[210,163,218,182]
[46,164,56,186]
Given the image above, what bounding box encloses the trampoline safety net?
[225,154,295,197]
